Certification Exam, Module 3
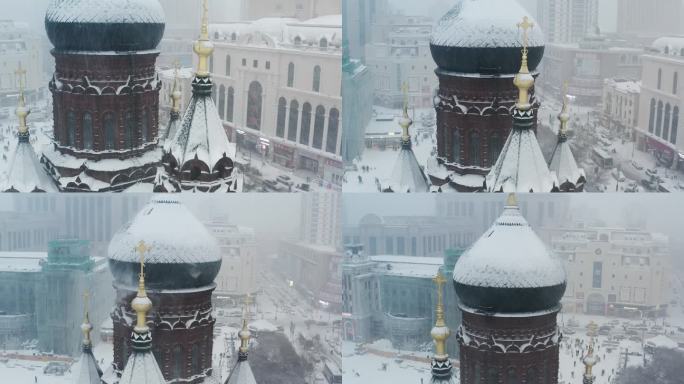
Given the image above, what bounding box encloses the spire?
[193,0,214,78]
[225,295,257,384]
[15,64,30,138]
[399,82,413,147]
[81,291,93,348]
[429,272,455,383]
[558,81,570,141]
[171,60,182,114]
[75,290,103,384]
[513,16,535,111]
[582,338,597,384]
[131,240,152,338]
[238,294,252,357]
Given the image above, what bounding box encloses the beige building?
[635,37,684,169]
[205,220,257,298]
[618,0,684,38]
[550,227,672,317]
[602,79,641,137]
[0,21,43,107]
[242,0,340,21]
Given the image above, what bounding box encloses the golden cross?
[433,273,446,304]
[517,16,534,53]
[135,240,151,278]
[200,0,209,39]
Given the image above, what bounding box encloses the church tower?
[43,0,166,191]
[453,194,566,384]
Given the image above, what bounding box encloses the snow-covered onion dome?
[430,0,545,74]
[453,194,566,313]
[45,0,166,52]
[108,197,221,290]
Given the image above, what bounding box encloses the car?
[631,161,644,171]
[277,175,294,187]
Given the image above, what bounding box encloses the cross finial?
[200,0,209,40]
[433,272,447,321]
[135,240,150,292]
[14,63,26,91]
[517,16,534,52]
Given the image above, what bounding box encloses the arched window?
[287,100,299,142]
[246,81,263,130]
[104,113,116,150]
[173,345,183,379]
[294,36,302,45]
[226,87,234,122]
[300,102,312,145]
[526,367,537,384]
[66,111,76,147]
[141,109,149,144]
[452,129,460,163]
[665,46,670,55]
[326,108,339,153]
[649,98,656,133]
[674,72,678,94]
[82,112,93,150]
[276,97,287,138]
[191,344,200,375]
[313,65,321,92]
[231,32,237,41]
[672,106,679,144]
[664,103,671,141]
[506,367,518,384]
[225,55,231,76]
[656,101,663,137]
[489,135,501,166]
[313,105,325,150]
[470,132,481,166]
[125,111,134,149]
[218,85,226,120]
[658,68,662,90]
[287,62,295,87]
[320,37,328,50]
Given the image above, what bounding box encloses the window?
[104,113,116,150]
[125,111,134,149]
[451,129,460,163]
[225,55,231,76]
[313,65,321,92]
[246,81,263,130]
[141,109,149,144]
[287,100,299,142]
[672,107,679,144]
[487,368,499,384]
[253,59,258,68]
[656,101,663,137]
[658,68,662,90]
[664,103,671,141]
[593,262,603,289]
[66,111,76,147]
[385,237,394,254]
[313,105,325,150]
[649,99,656,133]
[191,344,200,375]
[173,345,183,379]
[276,97,287,138]
[300,102,312,145]
[527,367,537,384]
[226,87,234,122]
[218,85,226,120]
[320,37,328,50]
[326,108,339,153]
[82,112,93,150]
[674,72,678,94]
[507,367,518,384]
[266,61,270,70]
[242,58,246,66]
[287,62,295,87]
[470,132,481,166]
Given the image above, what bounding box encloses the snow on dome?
[453,198,566,289]
[652,36,684,57]
[45,0,165,24]
[431,0,544,49]
[108,197,220,265]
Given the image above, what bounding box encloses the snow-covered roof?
[486,110,559,192]
[0,252,47,272]
[431,0,544,48]
[225,360,257,384]
[2,137,58,192]
[652,36,684,57]
[45,0,165,24]
[385,146,430,193]
[165,79,237,171]
[118,347,166,384]
[549,139,585,188]
[108,197,221,264]
[453,198,566,288]
[371,255,443,278]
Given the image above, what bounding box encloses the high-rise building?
[205,220,258,298]
[537,0,599,43]
[243,0,341,21]
[427,0,545,192]
[618,0,684,38]
[301,192,341,248]
[41,0,166,191]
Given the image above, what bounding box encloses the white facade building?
[300,192,341,247]
[537,0,599,44]
[550,226,672,317]
[635,37,684,169]
[205,220,257,298]
[602,79,641,136]
[206,15,343,184]
[0,21,44,107]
